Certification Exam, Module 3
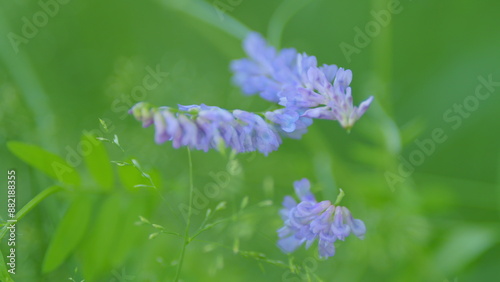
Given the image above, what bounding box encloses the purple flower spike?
[277,178,366,259]
[132,31,375,155]
[130,102,282,155]
[232,32,374,132]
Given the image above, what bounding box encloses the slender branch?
[267,0,314,48]
[371,0,393,115]
[174,148,195,281]
[159,0,250,40]
[334,189,345,206]
[189,238,290,269]
[0,13,57,150]
[0,186,64,240]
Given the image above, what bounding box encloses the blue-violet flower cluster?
[129,102,281,155]
[278,179,366,258]
[130,32,373,154]
[231,32,373,131]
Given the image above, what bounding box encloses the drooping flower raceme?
[130,31,374,154]
[277,178,366,258]
[129,102,281,155]
[231,32,374,131]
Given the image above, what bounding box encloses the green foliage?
[109,196,148,266]
[16,186,64,221]
[1,0,499,281]
[0,248,14,282]
[42,195,93,273]
[80,194,122,279]
[433,226,498,275]
[82,134,114,191]
[7,141,80,185]
[116,158,161,191]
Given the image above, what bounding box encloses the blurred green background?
[1,0,499,281]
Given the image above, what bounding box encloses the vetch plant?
[127,31,372,280]
[3,0,497,280]
[232,32,373,131]
[130,32,373,154]
[130,102,282,155]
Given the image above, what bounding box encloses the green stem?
[0,248,14,282]
[371,0,393,116]
[188,238,290,269]
[174,148,195,281]
[159,231,183,238]
[16,186,63,222]
[334,188,345,206]
[0,13,57,150]
[497,153,500,218]
[190,218,230,241]
[267,0,314,48]
[0,186,63,240]
[159,0,250,40]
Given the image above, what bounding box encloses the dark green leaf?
[7,141,80,185]
[81,194,123,280]
[0,248,14,282]
[16,186,64,221]
[42,195,93,273]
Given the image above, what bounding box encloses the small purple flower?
[277,178,366,259]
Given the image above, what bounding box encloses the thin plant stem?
[159,0,250,40]
[267,0,314,48]
[497,153,500,219]
[174,148,195,281]
[189,237,290,269]
[371,0,393,115]
[334,189,345,206]
[0,13,57,150]
[0,186,64,240]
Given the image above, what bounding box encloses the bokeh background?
[1,0,499,281]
